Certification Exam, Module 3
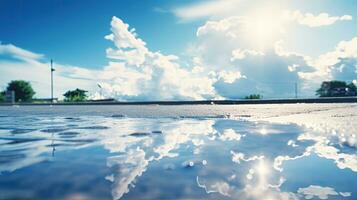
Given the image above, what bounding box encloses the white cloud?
[0,17,219,101]
[311,37,357,82]
[105,17,148,66]
[1,15,356,101]
[284,10,352,27]
[0,43,43,61]
[192,13,357,98]
[340,192,352,197]
[0,44,97,99]
[196,16,245,38]
[173,0,241,21]
[101,17,218,100]
[218,71,244,84]
[174,0,352,29]
[194,17,319,98]
[231,49,265,61]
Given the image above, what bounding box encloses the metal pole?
[51,59,54,103]
[295,82,298,99]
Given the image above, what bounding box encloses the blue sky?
[0,0,203,68]
[0,0,356,100]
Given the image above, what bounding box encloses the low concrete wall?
[0,97,356,106]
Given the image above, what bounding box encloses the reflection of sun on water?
[259,127,268,135]
[256,159,269,178]
[246,159,274,199]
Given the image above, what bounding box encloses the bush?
[63,88,88,102]
[0,91,5,102]
[245,94,262,99]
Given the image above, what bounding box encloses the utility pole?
[50,59,55,103]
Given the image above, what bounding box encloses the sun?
[243,7,285,49]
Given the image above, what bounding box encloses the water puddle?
[0,116,356,200]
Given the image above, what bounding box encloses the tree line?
[0,80,88,102]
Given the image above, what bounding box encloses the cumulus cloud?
[104,17,148,66]
[284,10,352,27]
[173,0,242,21]
[1,14,355,100]
[100,17,218,100]
[191,12,357,98]
[314,37,357,81]
[173,0,352,30]
[193,16,320,98]
[231,49,265,61]
[0,17,219,101]
[218,71,244,84]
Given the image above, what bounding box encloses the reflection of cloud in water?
[101,119,216,199]
[220,128,242,141]
[0,141,48,173]
[297,132,357,172]
[273,152,310,172]
[231,151,264,164]
[297,185,351,199]
[197,176,232,196]
[106,148,149,200]
[0,116,105,174]
[313,142,357,172]
[153,120,215,160]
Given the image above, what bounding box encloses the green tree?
[6,80,35,102]
[0,91,5,102]
[316,80,357,97]
[63,88,88,102]
[347,82,357,93]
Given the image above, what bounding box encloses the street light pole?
[50,59,54,103]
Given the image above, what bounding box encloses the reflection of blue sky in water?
[0,116,356,200]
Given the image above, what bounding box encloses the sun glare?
[259,127,268,135]
[256,160,269,177]
[244,7,285,49]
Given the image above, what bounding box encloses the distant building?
[330,87,356,96]
[5,91,15,103]
[318,81,357,97]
